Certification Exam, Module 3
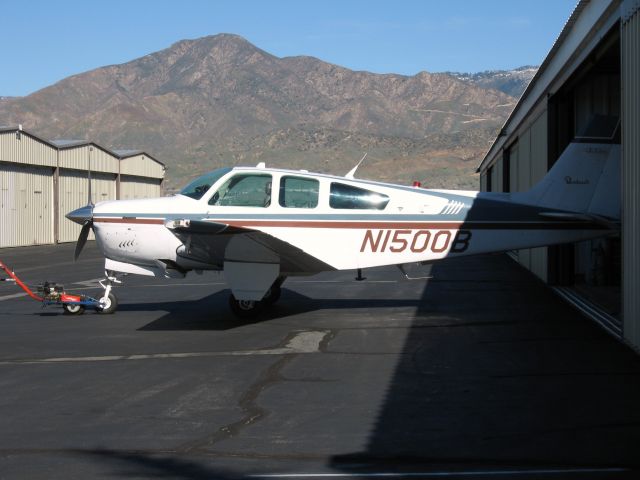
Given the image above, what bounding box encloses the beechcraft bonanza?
[67,140,620,316]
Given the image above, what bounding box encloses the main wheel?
[96,292,118,314]
[262,285,281,306]
[63,303,85,315]
[229,294,263,318]
[262,276,286,306]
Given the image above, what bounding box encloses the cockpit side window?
[209,174,273,207]
[180,168,232,200]
[279,176,319,208]
[329,183,389,210]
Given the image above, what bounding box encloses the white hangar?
[478,0,640,352]
[0,126,165,248]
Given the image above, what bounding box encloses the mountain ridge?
[0,34,531,189]
[445,65,537,98]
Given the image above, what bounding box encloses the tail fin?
[514,142,620,219]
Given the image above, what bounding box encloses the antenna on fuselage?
[345,153,368,179]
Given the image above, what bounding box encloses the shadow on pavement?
[330,254,640,478]
[134,289,425,331]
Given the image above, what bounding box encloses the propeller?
[75,221,92,260]
[67,205,94,260]
[67,147,95,260]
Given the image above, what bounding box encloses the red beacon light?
[412,181,422,188]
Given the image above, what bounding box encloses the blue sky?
[1,0,576,97]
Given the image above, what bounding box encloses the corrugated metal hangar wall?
[0,127,165,248]
[622,0,640,350]
[478,0,640,353]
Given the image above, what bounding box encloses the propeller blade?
[68,203,94,261]
[74,221,92,261]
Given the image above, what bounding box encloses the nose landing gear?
[97,271,122,314]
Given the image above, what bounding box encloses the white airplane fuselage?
[67,141,619,312]
[91,169,607,274]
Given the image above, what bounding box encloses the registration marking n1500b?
[360,229,472,253]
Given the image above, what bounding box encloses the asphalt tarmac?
[0,242,639,479]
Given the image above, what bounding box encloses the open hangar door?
[57,169,116,243]
[546,25,621,322]
[0,162,54,248]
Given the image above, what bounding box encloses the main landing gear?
[228,277,285,318]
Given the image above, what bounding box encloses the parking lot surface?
[1,243,639,479]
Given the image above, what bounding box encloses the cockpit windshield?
[179,168,232,200]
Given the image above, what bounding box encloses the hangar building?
[478,0,639,352]
[0,126,165,248]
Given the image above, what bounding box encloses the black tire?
[262,285,281,306]
[63,303,85,315]
[229,294,263,318]
[96,292,118,314]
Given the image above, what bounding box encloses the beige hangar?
[0,126,165,248]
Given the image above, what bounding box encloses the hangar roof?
[112,148,165,167]
[0,125,164,176]
[112,149,142,156]
[50,139,88,148]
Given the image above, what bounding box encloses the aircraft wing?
[165,218,332,274]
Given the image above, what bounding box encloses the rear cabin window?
[209,174,272,207]
[329,183,389,210]
[279,176,319,208]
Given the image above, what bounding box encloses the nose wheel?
[97,271,122,314]
[96,292,118,314]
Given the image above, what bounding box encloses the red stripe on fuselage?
[94,218,165,225]
[92,217,606,230]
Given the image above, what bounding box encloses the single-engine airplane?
[67,141,620,316]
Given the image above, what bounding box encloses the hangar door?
[120,175,161,200]
[58,169,117,243]
[0,162,54,248]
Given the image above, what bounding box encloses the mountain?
[0,96,18,104]
[445,66,538,99]
[0,34,519,190]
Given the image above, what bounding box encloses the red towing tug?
[0,259,110,315]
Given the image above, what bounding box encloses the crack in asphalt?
[179,355,294,454]
[177,330,332,454]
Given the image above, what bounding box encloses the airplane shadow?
[131,289,425,331]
